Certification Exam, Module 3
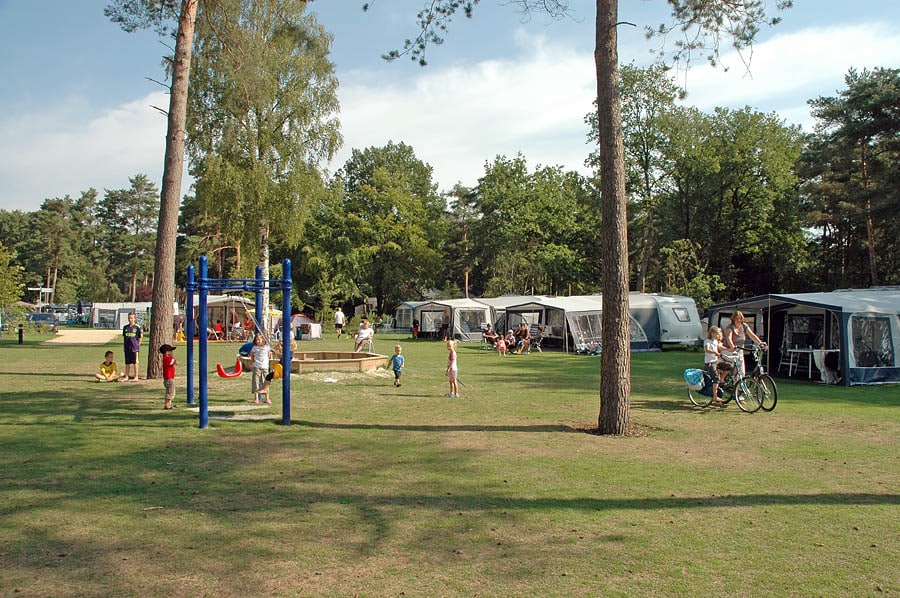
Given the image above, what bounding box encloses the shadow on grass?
[290,419,580,433]
[281,490,900,511]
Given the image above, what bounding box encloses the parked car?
[27,312,59,331]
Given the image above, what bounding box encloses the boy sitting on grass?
[94,351,124,382]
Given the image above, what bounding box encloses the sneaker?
[253,398,260,404]
[264,398,271,405]
[446,393,455,397]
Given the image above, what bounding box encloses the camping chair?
[356,336,374,353]
[528,324,545,353]
[777,339,798,376]
[480,323,494,350]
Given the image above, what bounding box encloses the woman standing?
[724,311,767,375]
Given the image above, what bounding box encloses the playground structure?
[185,256,293,428]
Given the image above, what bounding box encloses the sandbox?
[240,351,388,374]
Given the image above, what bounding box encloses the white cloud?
[331,30,596,190]
[3,20,899,211]
[675,22,900,129]
[0,92,168,210]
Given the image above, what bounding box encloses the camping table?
[788,348,815,379]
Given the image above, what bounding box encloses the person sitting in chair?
[514,322,531,355]
[354,320,374,352]
[482,324,499,346]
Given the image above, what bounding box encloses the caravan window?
[671,307,691,323]
[457,309,487,332]
[852,316,894,367]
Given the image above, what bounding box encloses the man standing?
[334,306,345,339]
[123,312,143,381]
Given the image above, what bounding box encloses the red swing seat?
[216,358,243,378]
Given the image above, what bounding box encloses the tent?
[708,288,900,386]
[474,295,543,332]
[412,298,493,341]
[289,313,322,340]
[505,295,653,353]
[193,295,255,337]
[393,301,426,333]
[90,302,154,329]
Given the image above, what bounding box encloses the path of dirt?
[42,328,121,345]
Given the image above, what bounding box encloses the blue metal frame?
[185,255,293,428]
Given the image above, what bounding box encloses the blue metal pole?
[282,259,292,425]
[186,265,195,406]
[199,255,209,429]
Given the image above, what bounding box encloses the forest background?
[0,2,898,320]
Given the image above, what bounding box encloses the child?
[704,326,732,402]
[505,330,516,352]
[250,332,272,405]
[122,311,142,381]
[389,345,405,387]
[159,344,177,409]
[445,339,460,398]
[94,350,123,382]
[495,334,507,356]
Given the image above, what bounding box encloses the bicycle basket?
[683,368,705,391]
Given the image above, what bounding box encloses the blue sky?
[1,0,899,212]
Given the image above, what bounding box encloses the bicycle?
[738,344,777,412]
[686,352,763,413]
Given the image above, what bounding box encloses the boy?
[389,345,405,387]
[94,351,123,382]
[160,344,177,409]
[122,312,142,381]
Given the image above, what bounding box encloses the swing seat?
[216,358,243,378]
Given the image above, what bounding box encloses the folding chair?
[528,324,544,353]
[777,341,797,376]
[355,334,374,353]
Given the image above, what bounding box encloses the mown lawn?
[1,331,897,596]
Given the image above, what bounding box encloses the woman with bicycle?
[724,311,767,376]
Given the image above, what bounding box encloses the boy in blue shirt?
[389,345,405,387]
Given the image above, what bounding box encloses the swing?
[214,307,270,379]
[216,358,243,378]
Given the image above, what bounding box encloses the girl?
[250,332,271,404]
[495,334,507,356]
[704,326,732,403]
[445,339,459,398]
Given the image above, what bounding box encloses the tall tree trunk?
[259,221,270,335]
[146,0,198,379]
[51,249,60,306]
[595,0,630,435]
[860,145,878,286]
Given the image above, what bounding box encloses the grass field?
[1,330,898,596]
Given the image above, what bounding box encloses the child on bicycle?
[704,326,733,402]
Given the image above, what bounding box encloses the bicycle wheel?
[734,377,762,413]
[758,374,778,412]
[687,384,713,408]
